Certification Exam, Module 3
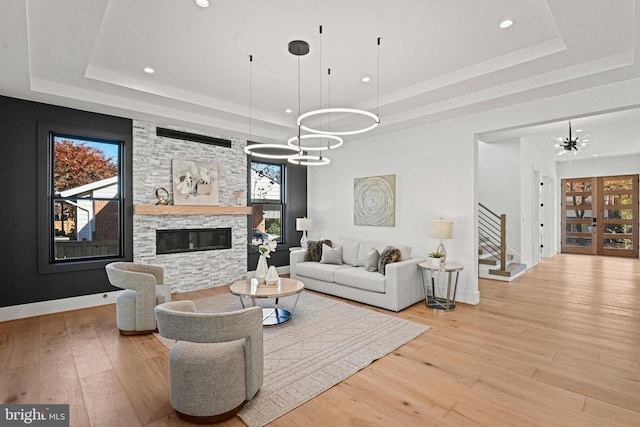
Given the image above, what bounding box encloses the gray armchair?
[105,262,172,335]
[154,300,263,423]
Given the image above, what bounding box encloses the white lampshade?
[428,219,453,239]
[296,217,313,231]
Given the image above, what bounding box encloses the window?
[38,122,132,273]
[250,161,284,244]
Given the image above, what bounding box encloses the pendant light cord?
[249,54,253,142]
[376,37,381,119]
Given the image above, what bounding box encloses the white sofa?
[289,238,425,312]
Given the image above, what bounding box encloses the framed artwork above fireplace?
[172,159,219,205]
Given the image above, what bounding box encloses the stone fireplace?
[132,120,248,292]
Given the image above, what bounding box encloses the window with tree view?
[51,134,122,261]
[250,161,283,245]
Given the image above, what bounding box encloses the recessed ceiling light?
[285,108,292,114]
[143,67,155,74]
[593,154,599,157]
[499,19,514,29]
[362,76,371,83]
[195,0,210,7]
[575,128,583,132]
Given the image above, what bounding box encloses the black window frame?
[248,160,287,245]
[37,122,133,274]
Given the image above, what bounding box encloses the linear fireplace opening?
[156,227,231,255]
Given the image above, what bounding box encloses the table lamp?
[428,219,453,263]
[296,217,313,249]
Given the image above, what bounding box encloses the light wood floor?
[1,254,639,426]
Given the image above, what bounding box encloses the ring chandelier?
[297,108,380,136]
[243,142,300,159]
[287,133,343,151]
[245,31,382,164]
[288,153,331,166]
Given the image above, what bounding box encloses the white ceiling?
[2,0,640,155]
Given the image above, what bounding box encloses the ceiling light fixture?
[143,67,155,74]
[244,55,301,159]
[296,35,381,136]
[195,0,210,8]
[286,133,343,151]
[553,121,590,157]
[286,36,331,166]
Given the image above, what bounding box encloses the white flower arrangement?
[257,239,277,258]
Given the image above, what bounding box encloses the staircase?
[478,203,526,281]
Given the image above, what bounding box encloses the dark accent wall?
[0,95,132,308]
[247,160,308,270]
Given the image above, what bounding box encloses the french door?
[561,174,638,257]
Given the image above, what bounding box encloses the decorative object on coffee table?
[255,255,268,284]
[265,265,279,285]
[254,239,277,284]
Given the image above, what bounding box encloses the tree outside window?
[51,135,122,260]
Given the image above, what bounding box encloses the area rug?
[155,291,430,427]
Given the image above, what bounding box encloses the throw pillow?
[341,241,360,267]
[364,248,380,272]
[304,240,332,262]
[357,244,375,267]
[378,246,401,275]
[320,244,343,265]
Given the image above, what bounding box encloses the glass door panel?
[562,175,638,257]
[597,175,638,257]
[561,178,596,254]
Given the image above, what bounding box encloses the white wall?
[520,137,558,265]
[307,75,640,305]
[478,138,521,257]
[556,153,640,178]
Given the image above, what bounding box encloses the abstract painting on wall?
[172,159,219,205]
[354,174,396,226]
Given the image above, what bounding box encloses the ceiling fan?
[552,121,590,157]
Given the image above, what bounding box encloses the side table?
[418,261,463,311]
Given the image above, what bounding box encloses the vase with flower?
[255,239,277,284]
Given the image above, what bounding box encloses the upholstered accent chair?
[154,301,264,424]
[105,262,172,335]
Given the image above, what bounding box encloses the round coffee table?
[229,277,304,326]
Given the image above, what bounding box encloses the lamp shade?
[296,217,313,231]
[428,219,453,240]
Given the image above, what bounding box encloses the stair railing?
[478,203,506,272]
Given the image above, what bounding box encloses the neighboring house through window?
[38,122,132,273]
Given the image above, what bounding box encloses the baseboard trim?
[0,291,120,322]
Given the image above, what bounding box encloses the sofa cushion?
[341,241,360,267]
[364,248,379,272]
[320,244,343,265]
[305,240,332,262]
[334,268,386,293]
[378,246,401,274]
[295,261,350,282]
